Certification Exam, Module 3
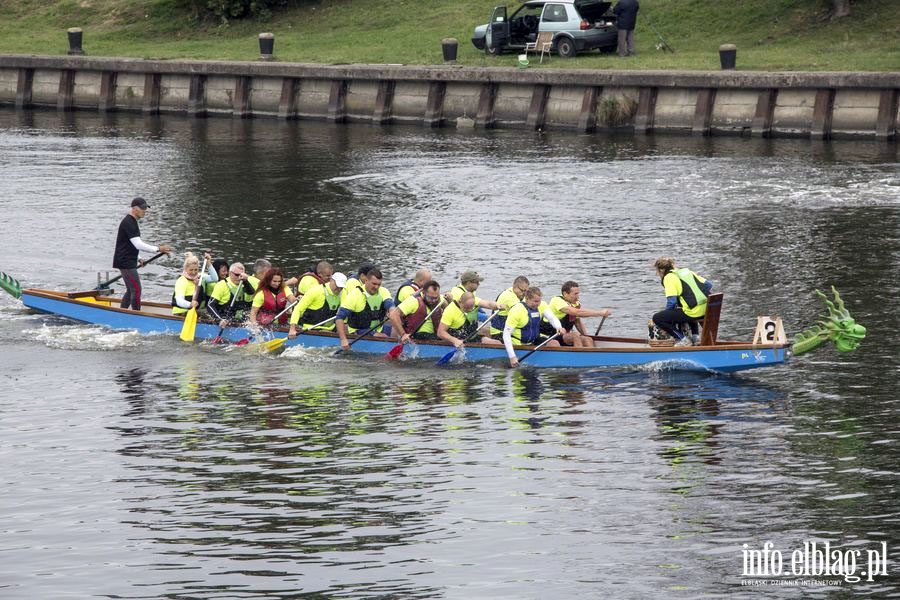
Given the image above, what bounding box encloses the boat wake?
[279,345,342,363]
[638,359,716,374]
[31,323,144,351]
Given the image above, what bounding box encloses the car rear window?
[542,4,568,22]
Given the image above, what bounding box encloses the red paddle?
[385,298,444,360]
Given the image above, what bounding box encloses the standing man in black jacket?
[613,0,639,57]
[112,197,172,311]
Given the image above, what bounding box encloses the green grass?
[0,0,897,70]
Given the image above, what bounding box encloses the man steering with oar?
[112,197,171,311]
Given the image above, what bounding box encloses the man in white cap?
[112,197,171,311]
[288,272,348,338]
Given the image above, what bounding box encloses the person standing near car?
[613,0,639,57]
[112,197,172,311]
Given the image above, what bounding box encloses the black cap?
[131,197,149,209]
[212,258,229,274]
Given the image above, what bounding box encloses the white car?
[472,0,618,58]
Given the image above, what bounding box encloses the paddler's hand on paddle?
[203,251,213,262]
[452,338,464,349]
[340,340,350,352]
[399,332,411,345]
[509,356,519,369]
[288,326,298,339]
[600,309,612,317]
[218,319,228,329]
[190,299,199,309]
[158,244,172,255]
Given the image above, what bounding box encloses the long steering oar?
[334,314,394,356]
[97,251,168,290]
[211,282,243,344]
[386,298,445,360]
[516,331,561,366]
[435,308,502,366]
[236,299,299,351]
[179,257,209,343]
[592,315,608,337]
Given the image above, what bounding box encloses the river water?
[0,108,898,598]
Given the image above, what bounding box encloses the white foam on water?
[30,323,143,351]
[449,348,468,365]
[324,173,383,183]
[400,343,420,360]
[637,359,714,374]
[279,345,340,363]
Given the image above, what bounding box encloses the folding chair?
[525,31,553,64]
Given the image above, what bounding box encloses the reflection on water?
[0,108,898,597]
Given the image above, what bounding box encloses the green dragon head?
[791,287,866,355]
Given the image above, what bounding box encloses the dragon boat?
[0,270,865,372]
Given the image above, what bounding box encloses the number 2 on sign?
[752,316,786,345]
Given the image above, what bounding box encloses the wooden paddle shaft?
[518,331,561,363]
[97,251,167,289]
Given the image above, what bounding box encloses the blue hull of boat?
[21,289,789,372]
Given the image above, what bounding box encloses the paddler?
[448,270,505,325]
[651,256,713,346]
[247,259,271,295]
[207,262,254,329]
[206,258,230,297]
[248,267,297,329]
[112,197,172,311]
[335,267,397,351]
[540,280,612,347]
[295,260,334,297]
[342,263,374,299]
[437,291,499,348]
[389,280,444,343]
[395,268,432,303]
[503,286,565,368]
[171,251,217,316]
[288,272,347,338]
[490,275,530,337]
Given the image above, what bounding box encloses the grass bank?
[0,0,898,71]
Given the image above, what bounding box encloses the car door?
[485,6,509,52]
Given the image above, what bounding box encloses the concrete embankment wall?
[1,55,898,141]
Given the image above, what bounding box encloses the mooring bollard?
[67,28,84,55]
[259,32,275,61]
[719,43,737,70]
[441,38,458,64]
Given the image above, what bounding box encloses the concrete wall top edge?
[1,55,899,89]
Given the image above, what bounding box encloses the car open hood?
[575,0,612,20]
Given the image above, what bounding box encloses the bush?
[180,0,293,23]
[597,95,638,128]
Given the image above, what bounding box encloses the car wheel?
[485,43,502,56]
[556,37,577,58]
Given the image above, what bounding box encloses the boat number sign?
[752,316,786,345]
